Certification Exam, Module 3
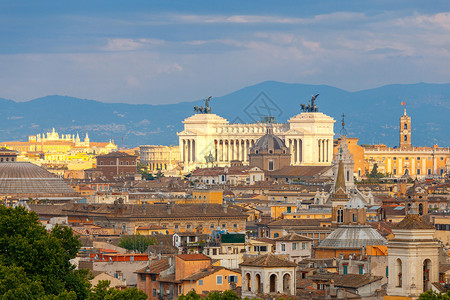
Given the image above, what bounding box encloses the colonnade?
[181,139,196,163]
[318,139,331,163]
[286,138,303,165]
[214,139,256,162]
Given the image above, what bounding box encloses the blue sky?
[1,1,450,104]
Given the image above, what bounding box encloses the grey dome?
[252,130,286,152]
[0,162,78,198]
[317,225,387,249]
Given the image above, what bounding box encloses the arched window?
[245,273,251,292]
[396,258,402,287]
[404,123,407,129]
[423,259,432,292]
[283,273,291,293]
[270,274,277,293]
[337,208,344,223]
[255,273,261,294]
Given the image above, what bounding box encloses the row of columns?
[318,139,331,163]
[214,139,256,162]
[181,139,195,163]
[287,138,303,164]
[148,163,168,171]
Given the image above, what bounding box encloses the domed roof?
[317,225,387,249]
[252,127,286,152]
[0,162,78,198]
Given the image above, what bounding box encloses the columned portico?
[178,112,335,172]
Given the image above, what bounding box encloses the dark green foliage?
[419,290,450,299]
[118,235,156,253]
[88,280,147,300]
[0,206,91,299]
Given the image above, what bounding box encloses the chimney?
[222,202,228,214]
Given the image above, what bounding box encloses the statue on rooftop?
[194,96,212,114]
[300,94,319,112]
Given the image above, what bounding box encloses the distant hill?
[1,81,449,147]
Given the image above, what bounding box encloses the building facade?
[96,151,137,178]
[139,145,179,173]
[178,111,335,172]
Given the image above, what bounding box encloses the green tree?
[118,235,156,253]
[0,206,91,299]
[370,163,379,178]
[88,280,147,300]
[419,290,450,300]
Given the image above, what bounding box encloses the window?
[186,224,191,230]
[359,265,364,275]
[405,157,409,160]
[404,123,407,129]
[126,161,129,165]
[120,161,123,165]
[110,161,114,165]
[287,207,291,213]
[210,224,215,229]
[417,169,421,175]
[281,243,286,252]
[302,242,308,250]
[151,274,156,281]
[233,224,237,229]
[199,280,203,286]
[100,161,104,165]
[174,224,179,230]
[229,275,237,283]
[393,157,397,160]
[393,169,397,175]
[273,232,279,238]
[268,160,274,171]
[153,289,157,297]
[404,135,407,141]
[428,169,432,175]
[292,242,298,250]
[353,213,357,222]
[343,264,348,275]
[417,157,421,160]
[216,275,223,285]
[140,274,146,281]
[441,157,444,161]
[222,224,226,228]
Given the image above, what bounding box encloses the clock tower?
[399,109,411,149]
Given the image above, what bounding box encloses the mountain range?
[1,81,449,148]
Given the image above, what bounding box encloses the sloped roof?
[275,232,313,242]
[136,258,170,274]
[181,266,238,281]
[267,166,332,178]
[176,254,210,261]
[96,151,136,158]
[240,253,297,268]
[309,273,382,288]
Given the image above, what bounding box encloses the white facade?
[178,112,335,172]
[241,266,296,297]
[387,225,440,298]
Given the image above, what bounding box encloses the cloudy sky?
[1,1,449,104]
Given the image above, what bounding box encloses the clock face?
[402,130,408,134]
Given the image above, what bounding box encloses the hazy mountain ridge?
[0,81,449,147]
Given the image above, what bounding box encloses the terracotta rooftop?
[96,151,136,158]
[181,266,238,281]
[136,258,170,274]
[394,214,435,230]
[240,253,297,268]
[267,165,332,178]
[176,254,211,261]
[274,232,313,242]
[309,273,383,288]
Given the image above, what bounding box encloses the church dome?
[252,127,286,152]
[0,162,79,198]
[316,225,387,249]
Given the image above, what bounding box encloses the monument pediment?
[284,128,309,135]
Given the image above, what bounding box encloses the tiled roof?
[29,203,248,219]
[393,214,435,230]
[136,258,170,274]
[252,237,276,245]
[177,254,210,261]
[268,218,329,227]
[96,151,136,158]
[267,166,332,178]
[275,232,313,242]
[309,273,382,288]
[181,266,236,281]
[240,253,297,268]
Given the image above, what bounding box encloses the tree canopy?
[420,290,450,299]
[0,206,147,299]
[118,235,156,253]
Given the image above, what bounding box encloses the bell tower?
[399,109,411,149]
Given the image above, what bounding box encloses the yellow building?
[135,224,168,235]
[190,189,223,204]
[336,110,450,179]
[283,210,332,220]
[270,204,298,220]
